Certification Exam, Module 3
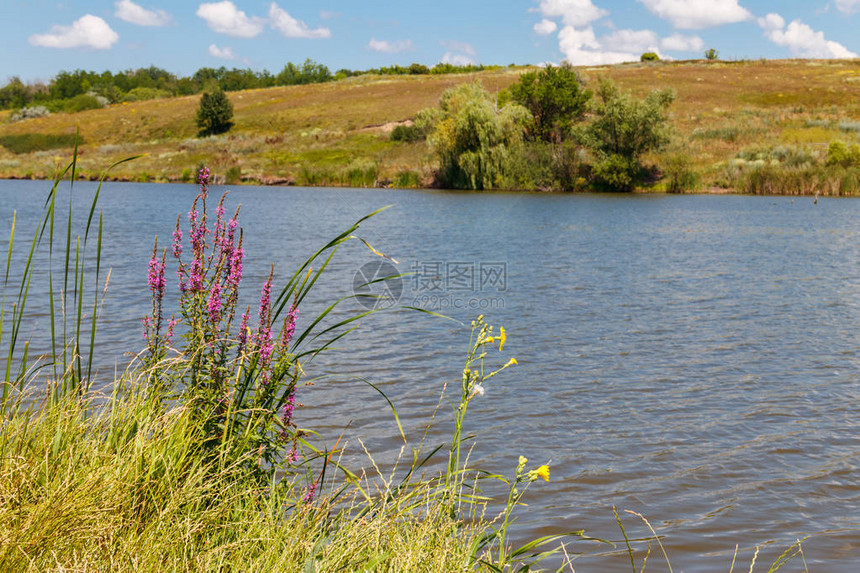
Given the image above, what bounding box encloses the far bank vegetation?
[1,58,859,194]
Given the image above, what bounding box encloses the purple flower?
[198,166,210,191]
[148,252,165,296]
[227,246,244,291]
[303,481,317,503]
[282,391,295,425]
[171,224,183,259]
[207,282,222,324]
[256,268,274,382]
[237,307,251,348]
[280,304,298,350]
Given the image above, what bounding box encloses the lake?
[1,179,858,571]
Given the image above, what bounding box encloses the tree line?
[0,60,502,112]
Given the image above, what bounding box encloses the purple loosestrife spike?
[166,315,177,344]
[237,306,251,349]
[207,282,222,324]
[287,448,299,463]
[280,304,298,350]
[172,216,183,259]
[303,481,317,503]
[198,166,210,197]
[256,267,274,383]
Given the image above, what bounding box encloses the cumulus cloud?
[534,19,558,35]
[602,29,659,53]
[835,0,860,13]
[758,13,857,59]
[29,15,119,49]
[441,52,476,66]
[638,0,751,29]
[196,1,264,38]
[115,0,171,26]
[558,26,641,65]
[441,40,476,55]
[536,0,608,27]
[208,43,236,59]
[269,3,330,38]
[661,33,704,52]
[368,38,412,53]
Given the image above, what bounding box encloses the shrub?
[390,123,424,142]
[124,87,172,102]
[63,94,105,113]
[641,52,660,62]
[409,63,430,75]
[510,63,591,142]
[664,154,700,193]
[196,87,234,136]
[582,78,675,191]
[225,165,242,184]
[826,140,860,168]
[705,48,719,60]
[592,154,637,191]
[9,105,50,122]
[424,82,531,190]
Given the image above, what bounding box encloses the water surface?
[1,180,858,571]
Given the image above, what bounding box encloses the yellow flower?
[499,327,506,351]
[536,465,550,482]
[506,358,518,367]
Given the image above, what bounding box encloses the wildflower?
[171,218,183,259]
[468,383,485,400]
[499,326,506,351]
[207,282,222,323]
[198,166,210,190]
[303,481,317,503]
[536,465,550,482]
[280,303,298,350]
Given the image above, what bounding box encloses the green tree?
[640,52,660,62]
[423,81,530,190]
[196,87,234,136]
[583,78,675,190]
[510,63,591,142]
[704,48,719,61]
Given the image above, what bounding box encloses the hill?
[0,59,859,192]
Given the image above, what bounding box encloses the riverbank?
[1,59,858,193]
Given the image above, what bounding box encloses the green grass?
[0,133,82,154]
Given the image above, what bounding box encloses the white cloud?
[558,26,640,65]
[534,19,558,35]
[835,0,860,13]
[29,15,119,49]
[661,33,704,52]
[368,38,412,53]
[196,1,264,38]
[602,29,659,53]
[536,0,608,27]
[758,13,857,59]
[208,43,236,59]
[441,52,476,66]
[115,0,170,26]
[440,40,476,55]
[269,3,330,38]
[638,0,751,29]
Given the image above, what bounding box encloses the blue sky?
[2,1,859,82]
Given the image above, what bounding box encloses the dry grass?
[0,60,858,190]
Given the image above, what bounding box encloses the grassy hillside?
[1,59,859,191]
